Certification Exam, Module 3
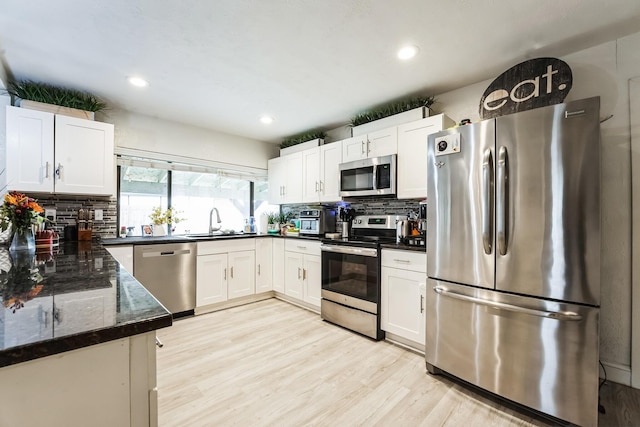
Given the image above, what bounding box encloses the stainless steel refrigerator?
[425,97,601,427]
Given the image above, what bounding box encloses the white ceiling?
[1,0,640,144]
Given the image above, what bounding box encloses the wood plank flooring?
[156,298,640,426]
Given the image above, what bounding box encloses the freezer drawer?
[425,279,599,427]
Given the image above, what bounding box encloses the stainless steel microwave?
[339,154,397,197]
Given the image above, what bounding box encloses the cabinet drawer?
[284,239,321,256]
[381,249,426,273]
[197,239,255,255]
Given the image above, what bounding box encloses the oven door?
[321,245,379,311]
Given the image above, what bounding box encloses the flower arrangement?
[0,257,44,313]
[0,191,44,235]
[149,206,184,225]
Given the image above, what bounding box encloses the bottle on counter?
[244,219,251,233]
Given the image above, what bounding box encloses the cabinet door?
[228,250,255,299]
[272,239,285,293]
[284,251,303,299]
[397,115,454,199]
[302,147,321,203]
[5,106,55,192]
[54,288,117,337]
[255,239,273,293]
[196,254,228,306]
[319,141,342,202]
[367,126,397,158]
[381,267,426,346]
[54,115,114,195]
[268,157,286,204]
[342,135,368,162]
[283,152,303,203]
[303,254,322,308]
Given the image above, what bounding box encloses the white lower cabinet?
[196,253,228,306]
[381,249,427,347]
[272,238,285,293]
[255,238,273,293]
[284,240,322,309]
[227,250,256,299]
[196,240,255,308]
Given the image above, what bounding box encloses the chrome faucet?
[209,207,222,234]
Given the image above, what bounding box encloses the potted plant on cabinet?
[6,80,107,120]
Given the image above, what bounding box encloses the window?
[119,166,168,236]
[118,158,276,236]
[171,170,250,234]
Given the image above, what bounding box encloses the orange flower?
[28,201,44,213]
[4,193,17,206]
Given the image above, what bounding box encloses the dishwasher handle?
[143,249,192,258]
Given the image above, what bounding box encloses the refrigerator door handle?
[482,149,494,254]
[433,286,583,321]
[497,146,509,255]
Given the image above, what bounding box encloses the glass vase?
[10,229,35,253]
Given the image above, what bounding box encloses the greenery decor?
[7,80,107,112]
[350,95,436,127]
[149,206,184,225]
[280,130,326,149]
[266,212,280,224]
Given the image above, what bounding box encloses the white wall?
[0,75,9,193]
[99,108,279,171]
[431,32,640,384]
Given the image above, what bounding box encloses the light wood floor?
[156,298,640,427]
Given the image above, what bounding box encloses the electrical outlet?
[95,209,103,221]
[44,209,56,222]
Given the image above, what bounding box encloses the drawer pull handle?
[393,258,411,263]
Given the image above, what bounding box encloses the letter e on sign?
[479,58,572,119]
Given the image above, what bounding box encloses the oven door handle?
[320,244,378,257]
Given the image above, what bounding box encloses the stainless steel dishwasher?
[133,242,196,315]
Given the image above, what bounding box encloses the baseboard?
[273,293,320,314]
[194,292,275,315]
[600,360,631,386]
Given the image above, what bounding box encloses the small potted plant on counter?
[266,212,280,234]
[149,206,184,236]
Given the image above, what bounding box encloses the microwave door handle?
[481,149,494,255]
[372,164,378,191]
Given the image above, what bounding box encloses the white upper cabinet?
[268,152,303,204]
[6,106,115,196]
[397,114,455,199]
[301,147,321,203]
[53,115,115,195]
[6,106,55,193]
[302,141,343,203]
[342,127,397,163]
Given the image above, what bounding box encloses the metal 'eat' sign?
[479,57,572,119]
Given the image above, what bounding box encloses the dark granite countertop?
[380,243,427,252]
[0,242,172,368]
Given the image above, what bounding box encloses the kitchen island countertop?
[0,241,172,368]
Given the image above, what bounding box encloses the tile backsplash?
[282,197,423,233]
[34,194,117,240]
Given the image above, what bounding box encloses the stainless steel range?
[320,214,401,340]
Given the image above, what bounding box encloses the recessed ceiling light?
[260,115,275,125]
[397,45,419,60]
[128,76,149,87]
